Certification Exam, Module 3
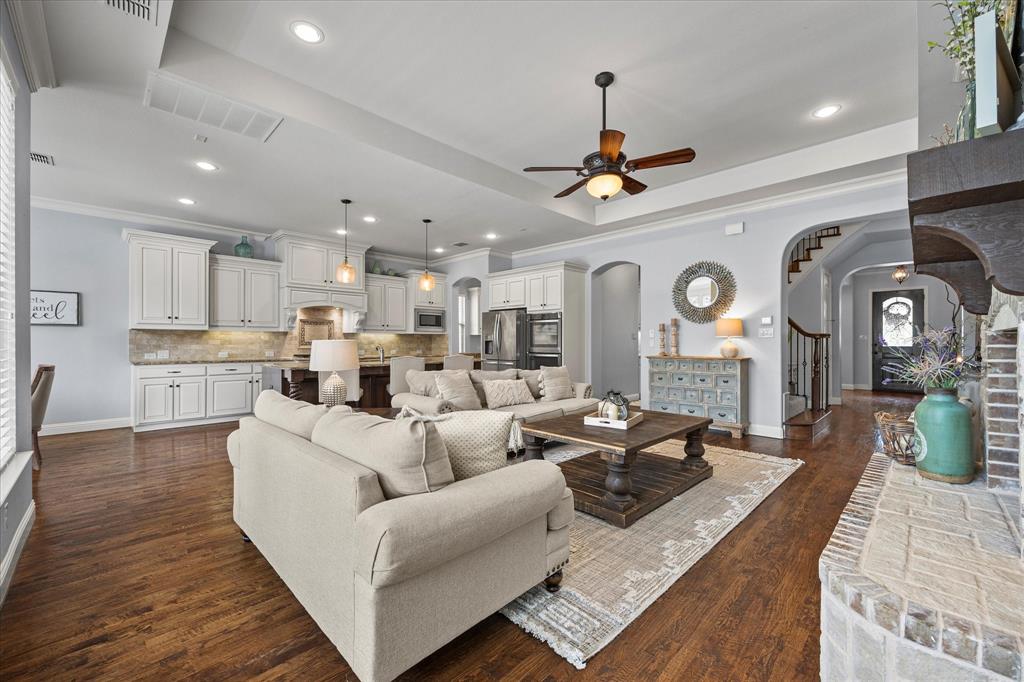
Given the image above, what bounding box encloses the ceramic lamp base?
[719,339,739,358]
[321,372,348,408]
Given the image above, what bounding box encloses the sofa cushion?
[518,369,543,398]
[483,379,535,409]
[253,390,330,440]
[406,369,465,398]
[545,397,600,416]
[427,411,512,480]
[311,410,453,498]
[469,368,517,405]
[491,401,564,423]
[539,366,574,401]
[434,371,482,410]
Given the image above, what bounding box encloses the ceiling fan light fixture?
[586,173,623,200]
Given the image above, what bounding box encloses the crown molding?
[368,247,512,267]
[509,168,908,259]
[4,0,57,92]
[31,196,271,240]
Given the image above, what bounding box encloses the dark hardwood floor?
[0,390,919,681]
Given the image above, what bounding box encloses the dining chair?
[388,356,425,396]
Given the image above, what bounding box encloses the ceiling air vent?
[143,72,283,143]
[452,242,469,247]
[106,0,157,24]
[30,152,55,166]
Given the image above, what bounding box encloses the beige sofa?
[227,394,573,682]
[391,368,599,423]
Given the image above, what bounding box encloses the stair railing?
[787,317,831,413]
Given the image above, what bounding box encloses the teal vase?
[913,388,973,484]
[234,236,254,258]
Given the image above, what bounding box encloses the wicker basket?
[875,411,917,465]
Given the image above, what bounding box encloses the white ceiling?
[29,0,920,257]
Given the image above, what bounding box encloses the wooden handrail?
[787,317,830,339]
[787,318,831,414]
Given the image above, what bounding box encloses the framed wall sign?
[30,290,80,326]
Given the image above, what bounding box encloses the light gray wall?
[591,263,640,397]
[788,268,824,333]
[917,1,967,147]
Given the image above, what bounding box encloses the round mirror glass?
[686,276,719,308]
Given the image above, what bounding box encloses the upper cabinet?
[270,232,369,292]
[526,270,563,312]
[124,230,216,330]
[210,255,282,330]
[489,274,526,309]
[365,274,407,331]
[488,261,584,313]
[405,270,446,309]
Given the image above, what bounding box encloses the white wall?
[591,263,640,397]
[788,267,825,333]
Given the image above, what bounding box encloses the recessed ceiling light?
[177,197,195,205]
[336,228,347,235]
[362,215,377,223]
[195,160,218,172]
[485,233,498,240]
[290,21,324,44]
[434,247,445,254]
[812,104,841,119]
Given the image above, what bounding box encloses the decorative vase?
[233,236,254,258]
[956,81,976,142]
[372,261,383,275]
[912,387,973,484]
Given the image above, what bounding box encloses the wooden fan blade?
[554,178,588,198]
[523,166,584,172]
[626,147,696,171]
[600,129,625,161]
[620,175,647,195]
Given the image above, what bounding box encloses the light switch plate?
[218,351,229,358]
[761,316,773,325]
[157,350,170,359]
[265,350,274,357]
[758,327,774,338]
[144,352,157,360]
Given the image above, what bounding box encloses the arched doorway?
[591,262,641,399]
[451,277,482,354]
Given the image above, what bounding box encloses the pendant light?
[418,218,435,292]
[336,199,357,284]
[891,264,909,285]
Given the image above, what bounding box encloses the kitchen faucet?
[374,345,385,364]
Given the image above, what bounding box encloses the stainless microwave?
[414,308,445,333]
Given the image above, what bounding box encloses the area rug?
[500,441,802,669]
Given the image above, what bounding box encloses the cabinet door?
[133,242,174,325]
[174,377,207,420]
[385,284,407,330]
[428,281,444,308]
[137,378,174,425]
[207,375,253,417]
[543,271,562,310]
[246,269,279,329]
[287,243,329,287]
[414,283,433,307]
[364,281,386,330]
[506,276,527,307]
[489,279,508,308]
[173,247,208,326]
[251,374,263,406]
[328,250,364,290]
[210,265,245,328]
[526,274,545,311]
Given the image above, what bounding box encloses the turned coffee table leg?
[524,435,546,461]
[683,426,709,469]
[601,456,636,511]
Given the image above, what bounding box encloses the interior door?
[135,242,173,325]
[246,269,279,328]
[210,265,245,327]
[173,248,207,326]
[871,288,925,392]
[174,377,207,420]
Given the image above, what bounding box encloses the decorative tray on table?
[583,411,644,430]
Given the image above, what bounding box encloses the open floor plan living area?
[1,1,1023,680]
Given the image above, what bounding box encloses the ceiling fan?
[524,71,696,201]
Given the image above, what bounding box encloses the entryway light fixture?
[586,172,623,200]
[336,199,357,284]
[891,264,909,285]
[419,219,435,292]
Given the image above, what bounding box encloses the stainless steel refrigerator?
[481,309,527,371]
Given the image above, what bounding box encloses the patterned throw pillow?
[469,368,518,405]
[483,379,535,409]
[518,369,543,399]
[429,411,512,480]
[406,369,463,397]
[539,366,574,401]
[434,371,482,410]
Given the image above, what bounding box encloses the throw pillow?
[518,369,543,398]
[539,366,574,401]
[311,410,454,499]
[406,369,463,397]
[253,390,329,440]
[469,368,518,405]
[425,411,512,480]
[483,379,535,409]
[434,371,482,411]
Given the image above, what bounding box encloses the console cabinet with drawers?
[647,355,750,438]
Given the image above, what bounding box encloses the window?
[457,294,467,353]
[881,296,913,347]
[0,57,16,463]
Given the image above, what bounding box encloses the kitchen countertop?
[131,358,288,366]
[133,355,480,369]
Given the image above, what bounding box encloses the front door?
[871,288,925,392]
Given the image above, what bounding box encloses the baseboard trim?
[829,396,843,405]
[39,417,132,436]
[747,424,785,440]
[841,384,872,391]
[0,500,36,606]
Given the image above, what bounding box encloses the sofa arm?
[226,429,241,468]
[574,382,593,399]
[354,460,566,588]
[389,393,454,415]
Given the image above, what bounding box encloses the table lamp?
[715,318,744,358]
[309,339,359,407]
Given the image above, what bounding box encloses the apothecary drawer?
[652,372,670,386]
[651,386,668,400]
[668,388,685,401]
[692,373,714,387]
[706,360,724,373]
[718,390,737,406]
[709,406,738,423]
[701,389,718,404]
[690,360,708,373]
[715,374,738,389]
[684,388,701,402]
[650,401,677,414]
[721,360,740,374]
[671,372,691,386]
[677,403,705,417]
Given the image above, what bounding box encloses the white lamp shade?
[309,339,359,371]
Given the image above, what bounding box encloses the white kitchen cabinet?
[365,275,408,331]
[385,283,406,329]
[246,269,279,328]
[412,277,445,308]
[286,242,330,287]
[210,264,245,328]
[173,377,207,420]
[488,274,526,309]
[136,378,175,426]
[124,229,216,330]
[527,270,563,311]
[131,363,265,432]
[270,233,370,292]
[328,250,365,291]
[207,375,253,417]
[210,255,282,330]
[252,373,264,406]
[365,279,385,329]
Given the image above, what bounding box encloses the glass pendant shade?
[891,264,909,285]
[419,271,436,291]
[586,173,623,200]
[336,259,356,284]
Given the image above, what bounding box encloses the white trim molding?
[0,499,34,605]
[38,417,132,437]
[4,0,56,92]
[747,424,785,439]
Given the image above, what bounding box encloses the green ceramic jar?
[913,387,973,484]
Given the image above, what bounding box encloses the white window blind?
[0,59,17,462]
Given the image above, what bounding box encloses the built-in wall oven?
[414,308,445,333]
[527,312,562,369]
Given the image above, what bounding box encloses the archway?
[591,261,641,399]
[450,277,482,354]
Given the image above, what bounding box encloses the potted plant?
[881,326,980,483]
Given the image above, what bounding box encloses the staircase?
[787,226,842,284]
[784,317,833,441]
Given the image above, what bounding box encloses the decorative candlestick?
[670,318,679,356]
[658,323,667,356]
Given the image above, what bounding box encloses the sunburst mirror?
[672,261,736,324]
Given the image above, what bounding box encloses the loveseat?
[227,391,573,682]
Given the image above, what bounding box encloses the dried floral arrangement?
[881,326,980,390]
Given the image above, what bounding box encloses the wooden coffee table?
[521,410,713,528]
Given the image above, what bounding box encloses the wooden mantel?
[907,129,1024,314]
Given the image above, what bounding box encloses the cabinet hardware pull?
[167,316,172,319]
[168,384,174,388]
[167,370,181,374]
